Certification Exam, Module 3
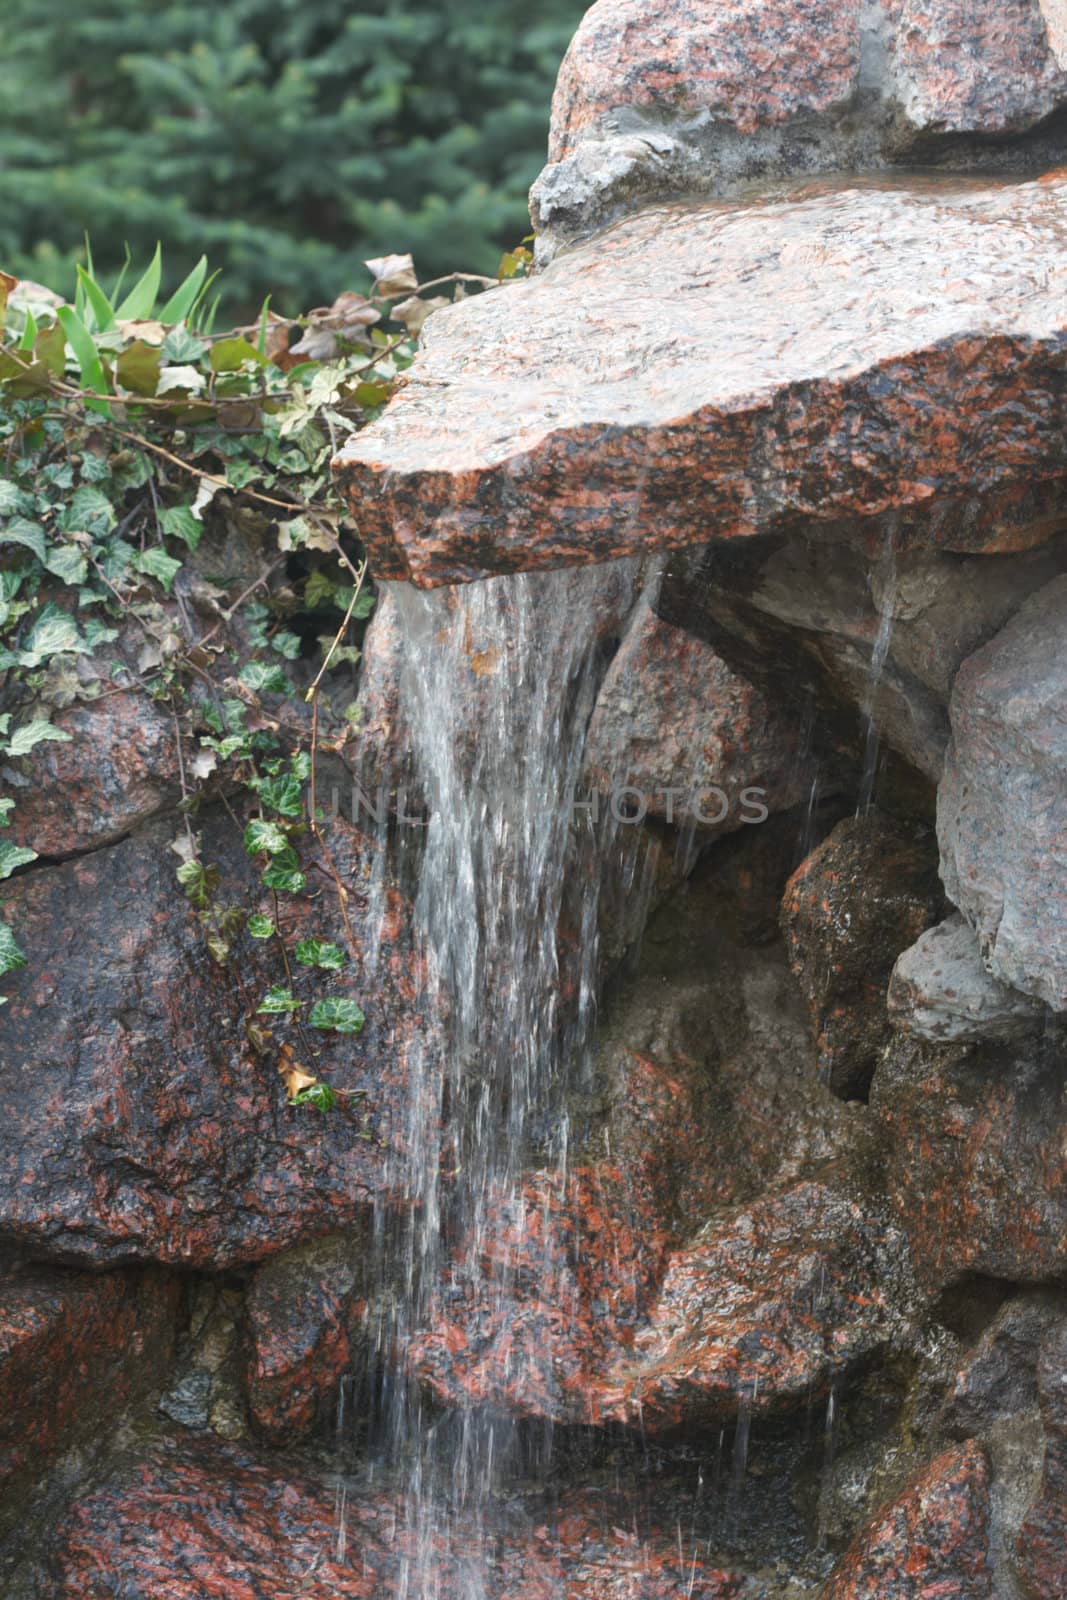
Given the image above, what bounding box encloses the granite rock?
[888,914,1047,1044]
[938,576,1067,1011]
[337,174,1067,589]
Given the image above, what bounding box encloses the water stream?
[364,558,649,1598]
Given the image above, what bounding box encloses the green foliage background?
[0,0,579,316]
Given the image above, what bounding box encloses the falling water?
[362,557,649,1598]
[858,536,898,812]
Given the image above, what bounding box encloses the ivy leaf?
[115,339,162,397]
[309,997,365,1034]
[244,819,289,856]
[159,505,202,550]
[65,484,115,533]
[0,518,48,563]
[5,718,73,757]
[257,985,301,1015]
[255,771,303,816]
[0,840,37,879]
[295,938,345,971]
[0,799,14,826]
[44,545,89,586]
[270,630,302,660]
[261,860,306,894]
[133,548,182,592]
[0,479,30,516]
[19,606,82,667]
[239,660,290,695]
[161,325,209,363]
[290,1082,337,1112]
[0,922,27,978]
[247,914,275,939]
[210,336,266,373]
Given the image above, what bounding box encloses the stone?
[872,1029,1067,1287]
[939,1291,1066,1440]
[244,1231,368,1443]
[335,173,1067,590]
[0,1266,177,1536]
[582,597,815,832]
[888,914,1047,1044]
[781,814,942,1099]
[1,689,179,858]
[531,0,1067,248]
[653,533,1067,787]
[24,1435,747,1600]
[0,812,429,1267]
[938,576,1067,1011]
[1017,1318,1067,1599]
[596,1180,915,1433]
[820,1440,993,1598]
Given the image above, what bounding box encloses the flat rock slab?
[336,173,1067,588]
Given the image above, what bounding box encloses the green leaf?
[4,718,73,757]
[44,545,89,586]
[0,518,48,563]
[18,307,38,352]
[115,339,162,397]
[309,997,365,1034]
[0,922,27,978]
[255,771,303,817]
[133,548,182,592]
[270,630,302,660]
[158,257,209,324]
[0,479,29,517]
[290,1082,337,1112]
[0,840,37,879]
[75,265,117,332]
[247,914,275,939]
[55,306,110,415]
[261,860,306,894]
[114,243,162,321]
[210,337,265,374]
[257,985,300,1015]
[244,819,289,856]
[19,608,82,667]
[65,484,115,533]
[0,799,14,826]
[159,505,202,550]
[161,325,209,364]
[239,660,290,695]
[295,939,345,971]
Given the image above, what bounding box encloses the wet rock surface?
[16,1434,751,1600]
[0,1266,178,1535]
[531,0,1067,246]
[582,598,815,833]
[1017,1318,1067,1600]
[938,575,1067,1011]
[781,814,942,1099]
[337,173,1067,589]
[872,1028,1067,1287]
[244,1232,369,1444]
[820,1439,993,1599]
[0,813,425,1267]
[888,914,1046,1043]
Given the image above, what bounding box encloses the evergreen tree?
[0,0,579,314]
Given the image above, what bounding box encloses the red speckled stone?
[780,814,942,1099]
[871,1030,1067,1287]
[821,1440,993,1598]
[0,814,431,1267]
[1017,1319,1067,1600]
[2,691,179,857]
[548,0,863,160]
[244,1232,367,1443]
[0,1266,177,1525]
[888,0,1067,136]
[335,174,1067,589]
[39,1436,746,1599]
[596,1180,912,1432]
[582,598,815,831]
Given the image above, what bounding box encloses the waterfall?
[362,557,649,1598]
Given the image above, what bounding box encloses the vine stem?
[305,550,371,981]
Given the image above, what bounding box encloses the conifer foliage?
[0,0,578,313]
